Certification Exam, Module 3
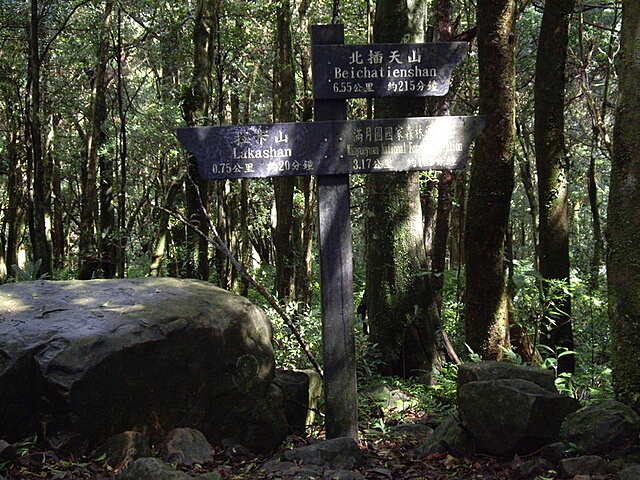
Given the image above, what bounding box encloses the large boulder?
[0,278,287,453]
[458,360,557,393]
[273,369,323,435]
[560,400,640,458]
[458,378,581,457]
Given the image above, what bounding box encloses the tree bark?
[78,0,114,279]
[114,6,127,278]
[182,0,220,280]
[429,0,453,312]
[464,0,516,360]
[148,10,188,278]
[607,0,640,412]
[272,0,298,301]
[365,0,443,379]
[294,0,316,306]
[50,115,65,272]
[534,0,576,374]
[25,0,52,278]
[1,100,25,282]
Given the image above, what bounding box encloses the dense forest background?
[0,0,635,409]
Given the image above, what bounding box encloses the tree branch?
[157,188,324,379]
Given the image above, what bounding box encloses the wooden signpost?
[177,24,485,440]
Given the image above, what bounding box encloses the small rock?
[323,469,367,479]
[0,439,17,465]
[274,369,322,435]
[115,457,191,480]
[192,473,222,480]
[389,423,433,436]
[616,464,640,480]
[96,431,151,469]
[558,455,608,478]
[262,459,297,474]
[539,442,574,464]
[414,416,474,458]
[270,462,323,479]
[159,428,214,467]
[512,457,556,480]
[457,361,558,392]
[282,437,361,470]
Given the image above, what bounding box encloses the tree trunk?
[534,0,575,374]
[182,0,220,281]
[25,0,52,278]
[607,0,640,412]
[272,0,299,302]
[99,151,116,278]
[50,120,65,272]
[464,0,516,360]
[150,174,183,277]
[78,0,114,279]
[115,6,127,278]
[294,0,315,306]
[148,7,190,278]
[429,0,453,312]
[1,106,25,282]
[365,0,443,379]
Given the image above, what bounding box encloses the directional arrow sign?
[312,42,468,99]
[177,115,485,180]
[335,116,485,173]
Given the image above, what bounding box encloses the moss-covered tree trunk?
[464,0,515,360]
[365,0,443,379]
[534,0,576,374]
[607,0,640,412]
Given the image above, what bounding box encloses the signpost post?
[177,24,485,441]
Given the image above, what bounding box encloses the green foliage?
[508,257,613,403]
[10,259,50,282]
[439,268,467,358]
[264,301,324,370]
[357,364,461,436]
[424,362,460,421]
[358,375,426,432]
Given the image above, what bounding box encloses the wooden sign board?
[177,122,332,179]
[336,116,484,173]
[312,42,468,99]
[177,116,485,179]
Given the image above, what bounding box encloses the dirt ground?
[2,432,522,480]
